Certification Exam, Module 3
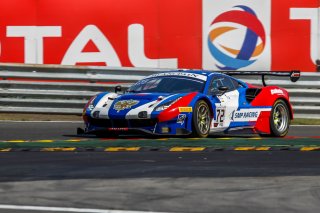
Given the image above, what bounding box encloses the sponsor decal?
[231,108,271,122]
[177,114,186,124]
[234,111,258,119]
[113,99,139,112]
[271,89,284,95]
[179,107,193,112]
[146,72,207,81]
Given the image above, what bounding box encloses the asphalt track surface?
[0,122,320,213]
[0,121,318,140]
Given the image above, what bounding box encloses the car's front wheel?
[191,100,211,138]
[269,99,290,137]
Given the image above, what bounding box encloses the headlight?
[84,95,97,112]
[155,97,181,111]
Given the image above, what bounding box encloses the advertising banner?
[0,0,319,71]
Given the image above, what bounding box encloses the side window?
[208,76,236,95]
[231,78,243,89]
[221,77,235,91]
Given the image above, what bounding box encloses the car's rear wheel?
[269,99,290,137]
[191,100,211,138]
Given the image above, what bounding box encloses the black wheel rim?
[197,103,210,135]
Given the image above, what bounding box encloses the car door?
[207,75,240,133]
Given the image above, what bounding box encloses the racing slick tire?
[191,100,211,138]
[269,99,290,137]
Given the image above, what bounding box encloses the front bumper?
[83,117,191,136]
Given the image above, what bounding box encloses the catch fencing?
[0,63,319,119]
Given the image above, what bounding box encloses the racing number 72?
[216,108,225,125]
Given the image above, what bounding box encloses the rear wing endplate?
[220,70,300,86]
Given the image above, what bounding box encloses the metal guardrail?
[0,63,319,119]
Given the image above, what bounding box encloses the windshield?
[127,76,205,93]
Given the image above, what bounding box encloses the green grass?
[292,118,320,125]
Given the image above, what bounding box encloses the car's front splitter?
[82,121,192,136]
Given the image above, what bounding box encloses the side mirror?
[218,86,228,92]
[115,85,122,93]
[213,86,228,96]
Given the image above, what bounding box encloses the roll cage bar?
[219,70,300,87]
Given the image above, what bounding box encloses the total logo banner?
[0,0,318,71]
[203,0,271,71]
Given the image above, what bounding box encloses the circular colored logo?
[208,5,266,70]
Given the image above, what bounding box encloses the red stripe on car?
[158,92,197,122]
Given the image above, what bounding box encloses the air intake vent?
[246,88,261,103]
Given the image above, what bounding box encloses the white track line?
[0,204,168,213]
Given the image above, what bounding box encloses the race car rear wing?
[220,70,300,86]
